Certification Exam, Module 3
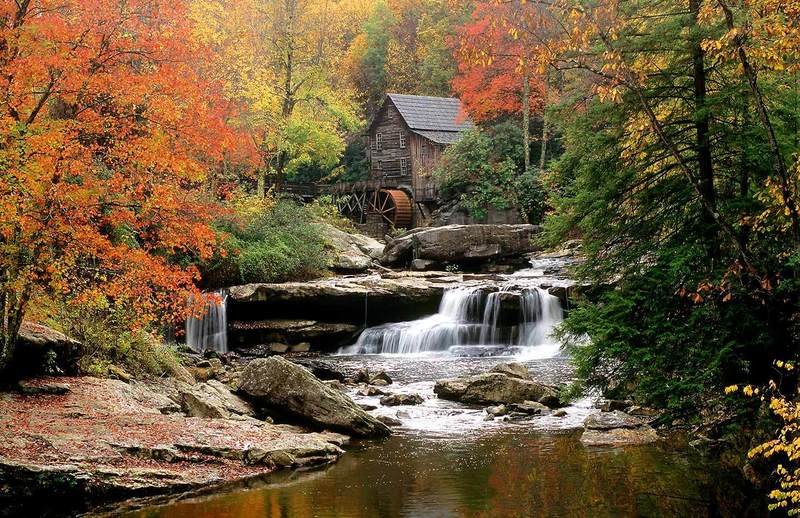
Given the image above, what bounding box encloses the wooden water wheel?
[369,189,413,228]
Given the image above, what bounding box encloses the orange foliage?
[0,0,249,357]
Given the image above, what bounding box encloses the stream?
[122,268,741,518]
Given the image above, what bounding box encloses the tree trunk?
[539,111,549,175]
[522,66,531,175]
[257,169,266,198]
[690,0,718,257]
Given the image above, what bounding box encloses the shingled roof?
[383,93,473,144]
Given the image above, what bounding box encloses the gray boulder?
[381,224,541,266]
[490,362,530,380]
[12,322,83,377]
[317,224,384,272]
[238,357,390,437]
[434,372,559,407]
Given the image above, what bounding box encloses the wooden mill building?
[332,93,473,232]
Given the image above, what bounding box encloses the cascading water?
[186,291,228,354]
[339,285,564,357]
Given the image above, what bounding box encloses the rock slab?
[238,357,390,438]
[434,370,559,407]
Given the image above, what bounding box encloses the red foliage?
[452,2,547,123]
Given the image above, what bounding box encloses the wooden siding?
[367,98,445,201]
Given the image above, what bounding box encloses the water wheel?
[370,189,413,228]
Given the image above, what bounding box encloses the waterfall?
[186,291,228,354]
[339,286,564,357]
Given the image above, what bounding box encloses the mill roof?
[378,93,473,144]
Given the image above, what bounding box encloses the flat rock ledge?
[0,377,345,516]
[579,410,660,446]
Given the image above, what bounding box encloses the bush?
[45,297,185,379]
[433,128,548,223]
[201,194,329,287]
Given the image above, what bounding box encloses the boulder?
[289,342,311,353]
[379,393,423,406]
[376,415,402,427]
[11,322,83,377]
[580,411,659,446]
[380,224,541,266]
[486,404,508,416]
[238,357,390,437]
[288,358,347,382]
[411,259,439,271]
[508,401,550,415]
[490,362,530,380]
[370,371,393,385]
[179,380,254,419]
[434,372,559,407]
[357,386,387,397]
[317,223,384,273]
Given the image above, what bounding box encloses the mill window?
[399,132,406,149]
[400,157,408,176]
[376,133,383,151]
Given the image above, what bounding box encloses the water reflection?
[125,431,716,518]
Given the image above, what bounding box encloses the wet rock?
[490,362,530,380]
[238,357,390,438]
[370,371,393,385]
[11,322,83,377]
[359,403,378,411]
[231,320,359,350]
[552,410,567,417]
[508,401,550,415]
[352,368,371,384]
[449,345,510,358]
[379,393,423,406]
[357,386,387,397]
[376,415,402,427]
[483,414,495,421]
[434,372,559,407]
[396,410,411,419]
[580,411,659,446]
[289,358,347,382]
[323,380,347,392]
[380,224,541,266]
[486,405,508,416]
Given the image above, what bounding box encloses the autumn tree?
[191,0,361,194]
[453,0,553,174]
[0,0,240,372]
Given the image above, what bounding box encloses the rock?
[580,410,659,446]
[411,259,439,271]
[179,381,254,419]
[508,401,550,415]
[379,393,423,406]
[268,343,289,354]
[483,414,495,421]
[448,345,513,357]
[18,380,71,395]
[380,224,541,266]
[584,411,646,430]
[396,410,411,419]
[289,342,311,353]
[288,358,347,382]
[599,399,633,412]
[11,322,83,377]
[357,386,387,397]
[486,405,508,416]
[317,223,384,272]
[625,405,660,418]
[376,415,402,427]
[352,368,371,384]
[323,380,347,392]
[490,362,530,380]
[370,371,393,385]
[580,426,659,446]
[238,357,390,437]
[358,403,378,411]
[552,410,567,417]
[0,376,347,516]
[107,365,132,382]
[434,373,559,407]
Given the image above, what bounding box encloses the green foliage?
[202,196,329,288]
[434,128,547,223]
[49,297,185,379]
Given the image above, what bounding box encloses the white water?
[339,286,564,357]
[186,291,228,354]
